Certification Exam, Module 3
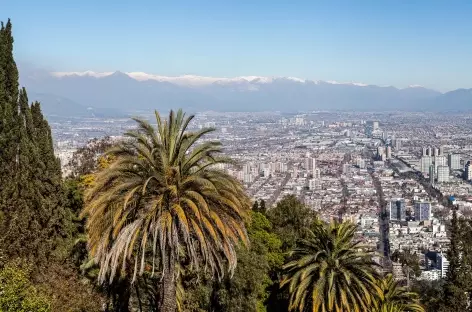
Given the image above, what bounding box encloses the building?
[448,153,461,170]
[313,168,321,179]
[377,146,384,159]
[420,156,432,173]
[439,146,445,156]
[422,147,427,156]
[356,158,366,169]
[305,157,316,171]
[466,160,472,181]
[434,155,447,168]
[342,163,351,174]
[429,165,435,184]
[386,146,392,159]
[389,199,406,221]
[414,202,431,221]
[420,269,441,281]
[308,179,321,190]
[437,165,450,183]
[437,253,449,278]
[395,140,401,150]
[433,147,439,156]
[427,147,432,156]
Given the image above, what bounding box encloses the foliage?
[267,195,317,251]
[67,136,114,177]
[0,262,51,312]
[373,274,424,312]
[281,221,381,312]
[391,249,421,288]
[83,109,251,311]
[411,280,445,312]
[208,211,283,312]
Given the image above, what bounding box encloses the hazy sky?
[4,0,472,91]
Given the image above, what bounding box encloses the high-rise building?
[437,253,449,278]
[414,202,431,221]
[429,165,435,184]
[377,146,385,160]
[466,160,472,181]
[427,147,432,156]
[389,199,406,221]
[386,146,392,159]
[305,157,316,173]
[439,146,445,156]
[434,155,447,168]
[373,121,379,130]
[433,147,439,156]
[448,154,461,170]
[395,140,401,150]
[422,147,427,156]
[437,166,450,183]
[343,163,351,174]
[420,156,432,173]
[313,168,321,179]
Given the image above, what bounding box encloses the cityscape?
[53,110,472,284]
[4,1,472,311]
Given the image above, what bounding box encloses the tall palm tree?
[281,221,380,312]
[373,274,424,312]
[82,109,250,312]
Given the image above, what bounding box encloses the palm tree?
[281,221,381,312]
[82,109,250,312]
[373,274,424,312]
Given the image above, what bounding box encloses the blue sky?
[3,0,472,91]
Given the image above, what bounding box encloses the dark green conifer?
[441,207,468,311]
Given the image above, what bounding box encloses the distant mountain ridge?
[17,65,472,116]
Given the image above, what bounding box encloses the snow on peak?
[48,71,377,89]
[407,84,424,88]
[51,71,114,78]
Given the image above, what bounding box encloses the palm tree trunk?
[158,262,177,312]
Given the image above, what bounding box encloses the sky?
[3,0,472,91]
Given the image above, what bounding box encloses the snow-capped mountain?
[18,66,451,117]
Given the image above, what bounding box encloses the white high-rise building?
[386,146,392,159]
[313,168,321,179]
[421,156,432,173]
[437,253,449,278]
[448,154,461,170]
[433,147,439,156]
[439,146,445,156]
[437,166,450,183]
[434,155,447,168]
[427,147,432,156]
[372,121,379,130]
[422,147,427,156]
[305,157,316,172]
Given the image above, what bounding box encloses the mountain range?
[18,64,472,117]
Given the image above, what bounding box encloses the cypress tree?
[0,20,70,264]
[441,207,468,311]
